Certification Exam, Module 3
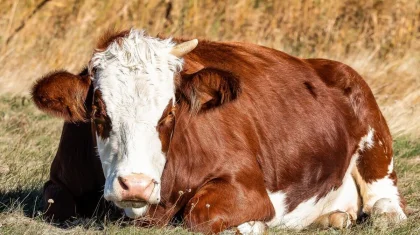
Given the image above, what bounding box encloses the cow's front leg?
[183,180,274,234]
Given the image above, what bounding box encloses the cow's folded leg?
[370,198,408,225]
[310,210,353,229]
[183,180,274,234]
[43,180,77,221]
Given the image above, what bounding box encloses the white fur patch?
[124,206,149,219]
[90,29,183,216]
[387,158,394,174]
[359,126,375,151]
[237,221,266,235]
[266,152,360,229]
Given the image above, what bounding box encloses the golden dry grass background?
[0,0,419,138]
[0,1,420,234]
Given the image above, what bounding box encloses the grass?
[0,0,419,234]
[0,97,419,234]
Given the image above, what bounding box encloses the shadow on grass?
[0,187,43,216]
[0,187,124,230]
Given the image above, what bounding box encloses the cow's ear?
[31,70,92,122]
[178,68,241,113]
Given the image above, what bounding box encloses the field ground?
[0,98,419,234]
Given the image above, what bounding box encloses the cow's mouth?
[115,200,147,208]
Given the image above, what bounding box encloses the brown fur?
[32,32,404,233]
[31,69,91,123]
[157,104,176,153]
[92,90,112,139]
[96,29,130,51]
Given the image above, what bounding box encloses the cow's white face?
[90,30,183,217]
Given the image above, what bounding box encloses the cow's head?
[32,29,240,218]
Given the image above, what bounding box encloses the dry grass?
[0,0,419,234]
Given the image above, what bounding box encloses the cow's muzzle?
[104,173,160,207]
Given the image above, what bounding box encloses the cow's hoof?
[310,210,352,229]
[329,211,352,229]
[237,221,266,235]
[371,198,407,226]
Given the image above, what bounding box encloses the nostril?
[118,176,129,191]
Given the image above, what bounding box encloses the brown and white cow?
[32,29,406,233]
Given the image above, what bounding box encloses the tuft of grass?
[0,97,419,234]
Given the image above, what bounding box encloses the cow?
[32,29,407,233]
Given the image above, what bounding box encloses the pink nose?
[117,173,158,202]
